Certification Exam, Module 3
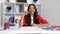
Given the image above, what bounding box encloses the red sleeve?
[23,16,27,26]
[38,16,48,24]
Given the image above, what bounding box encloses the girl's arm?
[32,24,49,27]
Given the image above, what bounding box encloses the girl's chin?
[29,12,33,14]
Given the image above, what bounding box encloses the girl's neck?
[31,15,33,17]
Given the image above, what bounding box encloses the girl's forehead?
[29,5,35,8]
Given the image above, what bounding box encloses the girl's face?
[29,5,35,15]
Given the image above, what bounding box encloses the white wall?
[0,0,5,27]
[38,0,60,26]
[0,5,1,26]
[0,0,5,3]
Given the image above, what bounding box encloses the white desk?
[0,27,60,34]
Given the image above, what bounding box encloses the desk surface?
[0,27,60,33]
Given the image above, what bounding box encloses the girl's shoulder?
[37,15,42,18]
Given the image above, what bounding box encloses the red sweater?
[23,15,48,26]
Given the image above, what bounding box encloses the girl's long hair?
[25,4,39,26]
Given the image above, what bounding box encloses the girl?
[20,4,49,27]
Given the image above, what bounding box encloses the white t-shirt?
[31,16,33,25]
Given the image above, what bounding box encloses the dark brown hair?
[25,4,39,26]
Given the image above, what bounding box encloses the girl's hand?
[22,11,28,17]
